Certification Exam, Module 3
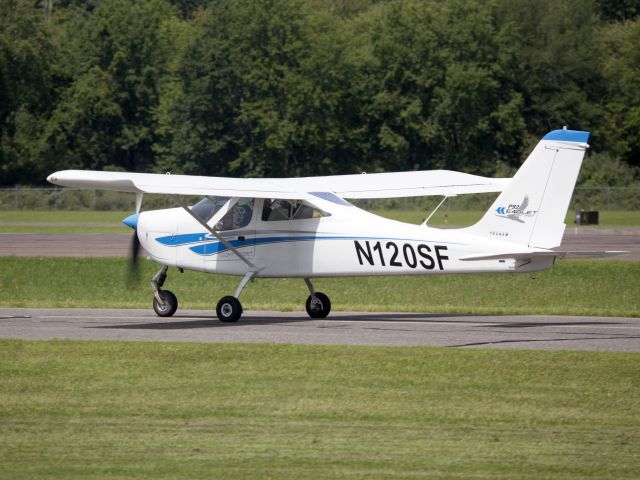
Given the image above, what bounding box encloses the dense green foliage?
[1,0,639,184]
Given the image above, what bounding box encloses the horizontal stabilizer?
[460,251,627,261]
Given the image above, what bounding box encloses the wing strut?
[206,196,239,228]
[135,192,144,214]
[421,195,456,226]
[179,200,258,271]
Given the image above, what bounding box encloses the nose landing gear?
[151,265,178,317]
[214,271,255,322]
[153,290,178,317]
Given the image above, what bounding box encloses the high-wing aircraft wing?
[47,170,304,199]
[47,169,509,199]
[294,171,510,198]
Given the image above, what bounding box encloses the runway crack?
[449,335,640,348]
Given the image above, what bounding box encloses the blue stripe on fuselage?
[155,233,467,257]
[182,235,466,256]
[156,232,209,246]
[189,235,320,255]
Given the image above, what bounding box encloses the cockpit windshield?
[191,197,254,231]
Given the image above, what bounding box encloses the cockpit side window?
[191,197,254,231]
[261,199,326,221]
[191,197,221,222]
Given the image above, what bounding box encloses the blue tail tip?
[543,129,590,143]
[122,213,139,230]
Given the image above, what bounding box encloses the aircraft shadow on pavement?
[91,312,518,331]
[92,314,311,330]
[89,312,625,331]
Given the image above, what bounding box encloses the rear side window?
[261,199,326,221]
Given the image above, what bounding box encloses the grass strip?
[1,210,639,233]
[0,211,130,233]
[0,226,130,233]
[0,339,638,479]
[0,210,131,223]
[1,257,638,317]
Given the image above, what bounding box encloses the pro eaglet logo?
[495,195,537,223]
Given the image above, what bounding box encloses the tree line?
[1,0,639,186]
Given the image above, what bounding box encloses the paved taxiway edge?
[1,307,639,352]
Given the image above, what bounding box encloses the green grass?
[0,339,638,479]
[589,210,640,226]
[1,209,639,233]
[0,210,130,223]
[0,226,130,233]
[1,257,638,316]
[0,210,131,233]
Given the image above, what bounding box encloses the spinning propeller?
[122,193,143,279]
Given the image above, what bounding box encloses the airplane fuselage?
[137,199,554,278]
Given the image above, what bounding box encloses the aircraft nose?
[122,213,139,230]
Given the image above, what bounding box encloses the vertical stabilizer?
[468,129,589,249]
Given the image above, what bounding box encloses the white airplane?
[48,129,618,322]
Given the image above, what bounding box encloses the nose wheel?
[153,290,178,317]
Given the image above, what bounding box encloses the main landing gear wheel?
[216,295,243,323]
[153,290,178,317]
[305,292,331,319]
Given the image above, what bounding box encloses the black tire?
[153,290,178,317]
[216,295,243,323]
[305,292,331,319]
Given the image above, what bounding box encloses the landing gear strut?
[304,278,331,319]
[151,265,178,317]
[215,271,255,323]
[149,268,332,322]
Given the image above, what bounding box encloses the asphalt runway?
[1,227,638,259]
[1,307,639,351]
